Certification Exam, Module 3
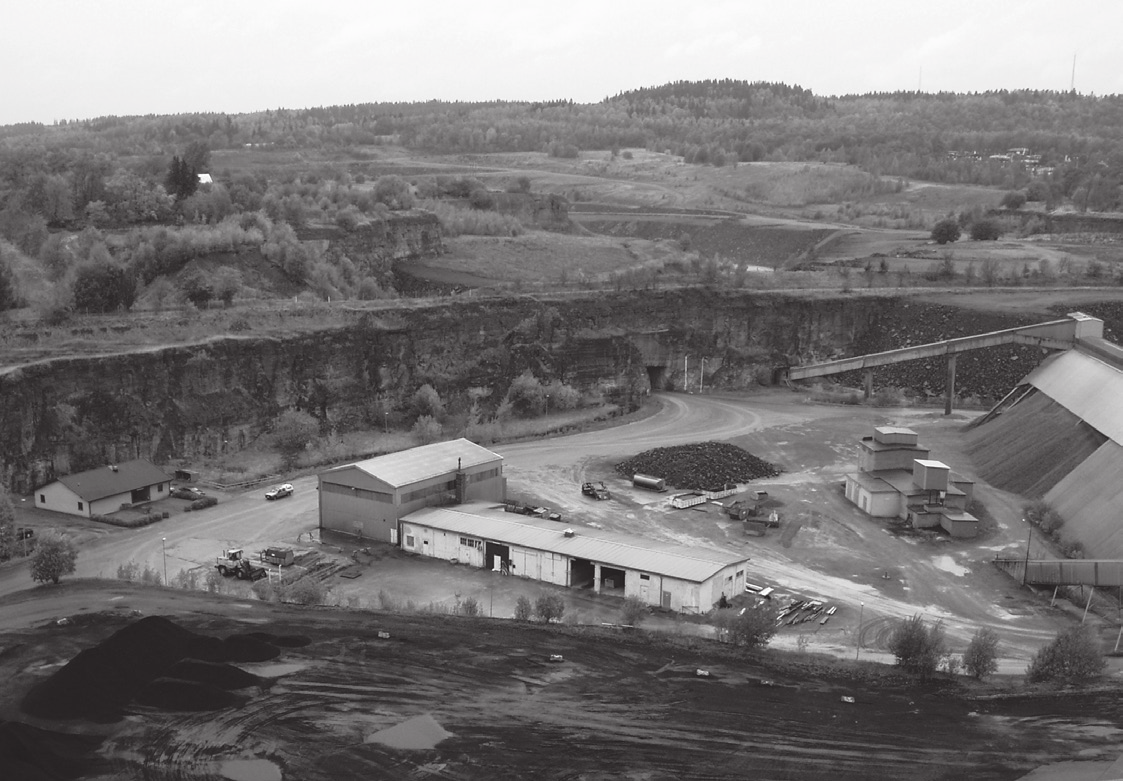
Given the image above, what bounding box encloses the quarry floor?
[3,390,1123,779]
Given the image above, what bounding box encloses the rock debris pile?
[615,442,780,492]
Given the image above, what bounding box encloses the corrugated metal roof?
[1026,350,1123,445]
[405,504,748,583]
[331,438,502,488]
[848,472,899,493]
[57,458,169,502]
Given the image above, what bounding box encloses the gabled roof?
[56,459,169,502]
[334,438,501,488]
[405,504,748,583]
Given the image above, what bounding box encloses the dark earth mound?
[165,659,262,690]
[0,721,104,781]
[136,678,248,712]
[20,616,299,722]
[615,441,781,491]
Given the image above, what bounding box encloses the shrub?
[508,370,546,417]
[534,594,566,623]
[713,601,779,649]
[1000,191,1027,209]
[514,595,533,621]
[272,409,318,468]
[412,415,443,445]
[970,219,1002,241]
[117,561,140,581]
[411,384,445,420]
[459,596,481,617]
[187,496,218,511]
[963,626,1000,680]
[620,595,648,627]
[30,532,78,585]
[252,577,276,602]
[930,218,961,245]
[888,615,946,677]
[285,577,327,605]
[1026,625,1104,684]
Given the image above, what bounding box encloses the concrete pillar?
[863,371,873,400]
[593,563,602,594]
[944,354,957,415]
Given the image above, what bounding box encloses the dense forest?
[1,79,1122,316]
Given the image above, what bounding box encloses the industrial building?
[35,459,171,518]
[844,426,978,538]
[400,503,751,612]
[317,438,506,544]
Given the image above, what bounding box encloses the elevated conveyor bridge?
[784,312,1104,414]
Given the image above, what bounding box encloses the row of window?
[401,480,456,504]
[322,482,393,502]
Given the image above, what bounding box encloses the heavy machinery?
[582,482,611,500]
[215,548,268,581]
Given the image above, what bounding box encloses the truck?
[582,482,611,500]
[215,548,268,581]
[632,474,666,492]
[259,547,295,567]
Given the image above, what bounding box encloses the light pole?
[700,358,706,393]
[383,411,388,433]
[545,393,550,416]
[161,537,168,586]
[855,602,865,661]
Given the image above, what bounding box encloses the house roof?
[56,459,169,502]
[405,503,748,583]
[334,438,501,488]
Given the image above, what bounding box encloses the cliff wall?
[0,291,1009,493]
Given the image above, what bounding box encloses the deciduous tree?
[1026,625,1104,684]
[31,532,78,584]
[963,626,1000,680]
[931,218,961,245]
[888,615,946,677]
[272,410,319,468]
[713,601,779,649]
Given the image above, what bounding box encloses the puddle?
[243,662,308,678]
[932,555,967,577]
[366,713,453,750]
[216,758,282,781]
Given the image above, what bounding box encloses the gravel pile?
[21,616,300,722]
[615,442,780,491]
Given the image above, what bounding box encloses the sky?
[2,0,1121,126]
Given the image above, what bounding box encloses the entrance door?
[661,591,671,609]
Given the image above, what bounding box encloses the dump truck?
[259,547,295,567]
[632,474,666,492]
[215,548,268,581]
[582,482,611,500]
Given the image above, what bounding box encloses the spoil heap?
[615,442,780,491]
[21,616,308,722]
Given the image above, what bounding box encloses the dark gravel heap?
[615,442,780,491]
[20,616,299,722]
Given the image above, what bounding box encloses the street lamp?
[855,601,865,661]
[545,393,550,416]
[383,411,388,433]
[161,537,168,586]
[700,358,706,393]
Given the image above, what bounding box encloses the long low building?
[401,503,751,612]
[35,459,171,518]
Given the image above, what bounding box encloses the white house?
[36,459,171,518]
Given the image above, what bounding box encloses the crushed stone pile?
[21,616,302,722]
[615,441,780,491]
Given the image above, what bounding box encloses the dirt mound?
[20,616,300,722]
[0,721,104,781]
[965,390,1105,496]
[615,441,780,491]
[136,678,248,712]
[165,659,262,690]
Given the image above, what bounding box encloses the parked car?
[265,483,294,500]
[170,486,207,500]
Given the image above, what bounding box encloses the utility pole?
[1022,521,1032,585]
[1071,53,1077,92]
[855,602,865,661]
[699,358,705,393]
[161,537,168,586]
[684,355,688,391]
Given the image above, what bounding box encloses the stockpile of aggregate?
[21,616,304,722]
[615,442,780,491]
[964,390,1106,497]
[0,720,104,781]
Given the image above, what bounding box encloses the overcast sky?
[2,0,1120,126]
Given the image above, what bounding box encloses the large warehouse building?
[401,503,751,612]
[318,438,506,544]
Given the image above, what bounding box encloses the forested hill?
[3,80,1123,196]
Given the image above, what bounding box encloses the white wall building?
[35,459,171,518]
[401,503,750,612]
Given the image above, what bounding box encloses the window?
[78,502,84,511]
[459,537,482,549]
[639,573,650,581]
[39,494,45,503]
[157,483,164,493]
[405,535,415,548]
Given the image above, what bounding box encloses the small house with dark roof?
[317,438,506,544]
[36,459,171,517]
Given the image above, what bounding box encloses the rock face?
[0,291,1022,493]
[297,210,444,283]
